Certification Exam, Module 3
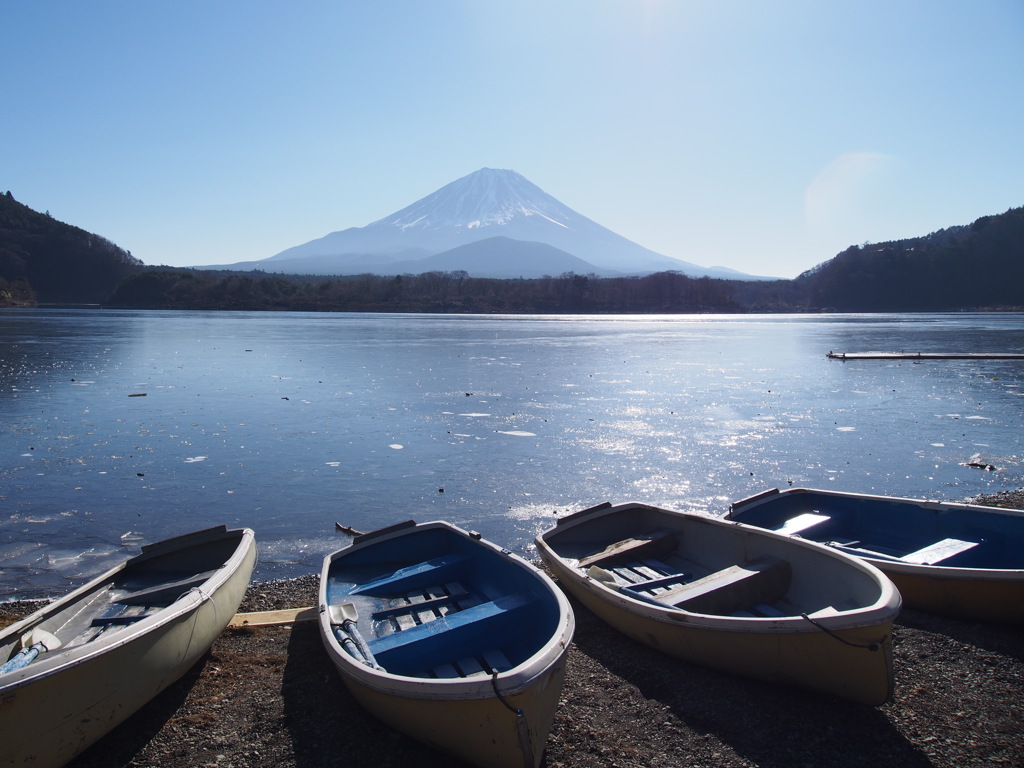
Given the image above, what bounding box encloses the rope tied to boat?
[192,586,218,623]
[800,613,886,651]
[490,668,524,716]
[490,669,536,768]
[183,586,217,661]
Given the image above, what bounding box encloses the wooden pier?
[827,351,1024,360]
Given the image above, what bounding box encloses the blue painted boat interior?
[325,526,560,678]
[732,492,1024,569]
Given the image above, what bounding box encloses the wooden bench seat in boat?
[829,538,978,565]
[772,512,830,536]
[900,538,978,565]
[366,593,534,671]
[432,648,513,679]
[82,606,155,639]
[350,554,471,596]
[654,557,791,615]
[578,530,678,568]
[91,614,152,627]
[623,571,693,593]
[114,570,217,606]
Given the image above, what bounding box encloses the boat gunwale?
[731,486,1024,521]
[318,520,574,700]
[536,501,901,633]
[0,527,257,691]
[728,487,1024,578]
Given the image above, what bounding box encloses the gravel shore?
[3,492,1022,768]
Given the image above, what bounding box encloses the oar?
[337,633,367,663]
[0,628,62,675]
[329,603,379,669]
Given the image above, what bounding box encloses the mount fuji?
[211,169,759,279]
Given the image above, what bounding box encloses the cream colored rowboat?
[536,502,901,706]
[0,525,256,768]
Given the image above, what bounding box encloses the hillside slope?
[795,206,1024,311]
[0,192,143,304]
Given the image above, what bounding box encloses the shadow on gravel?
[66,657,208,768]
[895,607,1024,661]
[281,621,464,767]
[562,597,932,768]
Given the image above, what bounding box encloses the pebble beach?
[2,491,1022,768]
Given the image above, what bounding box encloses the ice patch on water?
[325,461,341,467]
[389,444,404,450]
[0,542,46,568]
[498,431,536,437]
[256,536,333,567]
[460,413,491,418]
[836,427,856,432]
[184,456,208,463]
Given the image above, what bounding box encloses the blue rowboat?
[728,487,1024,625]
[537,502,900,705]
[318,520,574,768]
[0,526,256,768]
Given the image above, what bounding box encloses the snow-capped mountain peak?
[379,168,572,233]
[231,168,758,279]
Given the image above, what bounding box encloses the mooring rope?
[490,668,524,715]
[182,586,217,660]
[490,669,535,768]
[800,612,885,651]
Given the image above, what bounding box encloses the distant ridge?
[207,169,766,280]
[389,236,602,278]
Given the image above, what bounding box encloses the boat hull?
[728,487,1024,625]
[546,554,893,705]
[0,527,256,768]
[319,520,573,768]
[537,502,900,706]
[328,646,568,768]
[880,565,1023,624]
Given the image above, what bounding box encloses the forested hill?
[0,191,143,305]
[792,206,1024,311]
[3,189,1021,311]
[106,206,1023,312]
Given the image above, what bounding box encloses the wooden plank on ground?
[228,606,318,627]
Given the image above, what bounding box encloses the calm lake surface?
[2,309,1023,599]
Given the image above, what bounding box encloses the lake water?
[2,309,1023,599]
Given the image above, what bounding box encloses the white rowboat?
[537,502,901,705]
[0,526,256,768]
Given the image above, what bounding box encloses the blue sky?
[4,1,1022,278]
